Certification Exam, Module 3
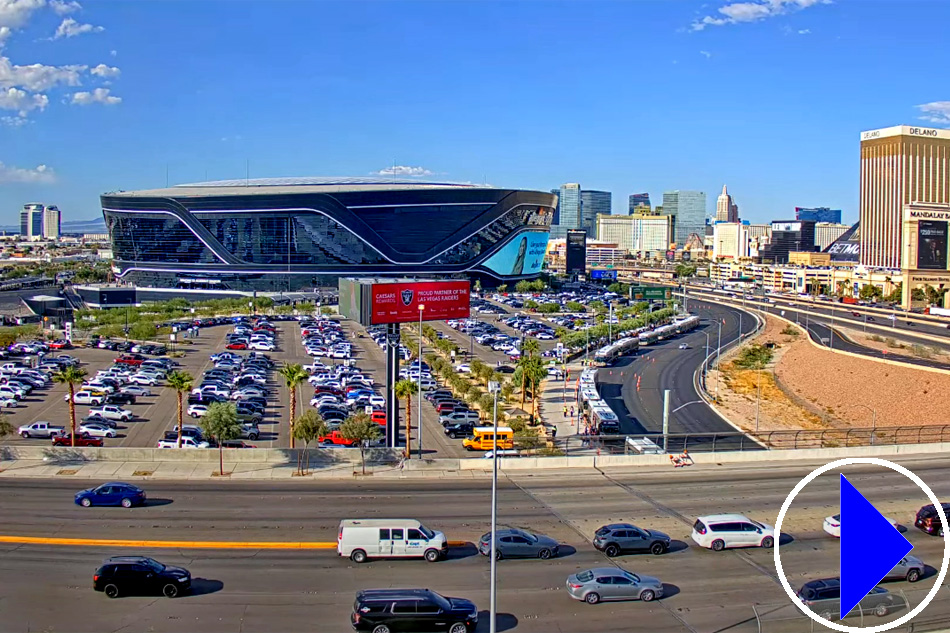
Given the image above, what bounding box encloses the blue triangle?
[840,474,913,620]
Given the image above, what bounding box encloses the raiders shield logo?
[401,289,414,306]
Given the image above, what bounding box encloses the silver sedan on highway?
[478,528,560,560]
[566,567,664,604]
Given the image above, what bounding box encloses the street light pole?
[488,380,500,633]
[853,403,877,445]
[417,304,424,460]
[755,370,762,433]
[703,331,710,386]
[715,320,722,402]
[608,302,613,344]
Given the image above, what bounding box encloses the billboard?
[483,231,549,276]
[630,287,671,300]
[590,269,618,281]
[370,280,471,325]
[566,230,587,274]
[917,221,948,270]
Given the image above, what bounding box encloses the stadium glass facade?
[101,178,555,291]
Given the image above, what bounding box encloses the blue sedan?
[75,482,147,508]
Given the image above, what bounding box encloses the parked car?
[52,434,103,447]
[18,422,65,439]
[79,422,118,439]
[444,422,475,439]
[691,514,774,550]
[75,482,146,508]
[350,589,477,633]
[592,523,671,556]
[796,578,896,619]
[120,385,152,397]
[566,567,664,604]
[478,528,560,560]
[88,405,134,422]
[93,556,191,598]
[187,404,208,418]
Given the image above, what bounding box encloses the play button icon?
[840,474,913,620]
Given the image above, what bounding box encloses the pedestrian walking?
[563,405,568,418]
[569,406,575,418]
[551,426,557,439]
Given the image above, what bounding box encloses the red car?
[436,401,465,414]
[52,434,104,447]
[313,386,343,397]
[318,430,358,446]
[226,342,248,350]
[114,355,145,366]
[49,340,72,349]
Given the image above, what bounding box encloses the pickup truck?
[64,390,106,406]
[87,405,134,421]
[52,434,104,447]
[19,422,65,439]
[317,430,358,446]
[157,436,209,449]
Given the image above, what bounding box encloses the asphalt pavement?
[2,457,950,632]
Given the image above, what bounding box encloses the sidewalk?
[537,359,588,438]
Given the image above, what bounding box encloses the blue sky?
[3,0,950,225]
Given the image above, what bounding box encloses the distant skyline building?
[814,222,850,250]
[631,213,672,255]
[580,190,611,238]
[860,125,950,269]
[628,193,651,214]
[550,183,581,240]
[760,220,817,264]
[20,203,61,240]
[716,185,739,223]
[712,222,748,261]
[662,190,706,248]
[796,206,842,224]
[596,214,634,252]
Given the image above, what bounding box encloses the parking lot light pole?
[487,380,501,633]
[417,304,424,459]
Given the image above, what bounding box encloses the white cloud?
[798,28,811,34]
[53,17,103,39]
[0,0,47,31]
[49,0,81,15]
[373,165,434,177]
[0,57,85,91]
[917,101,950,125]
[691,0,831,31]
[0,85,46,114]
[700,50,712,58]
[109,49,116,57]
[70,87,120,105]
[0,113,28,126]
[0,161,54,183]
[90,63,119,78]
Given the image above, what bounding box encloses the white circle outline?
[774,457,949,633]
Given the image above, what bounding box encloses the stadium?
[101,178,556,292]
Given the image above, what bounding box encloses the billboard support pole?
[385,323,401,450]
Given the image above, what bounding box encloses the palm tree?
[52,365,87,447]
[393,379,417,459]
[166,370,194,448]
[278,363,309,448]
[521,338,540,359]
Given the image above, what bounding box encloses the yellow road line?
[0,536,473,549]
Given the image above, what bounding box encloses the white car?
[249,341,275,351]
[678,344,689,349]
[65,390,106,406]
[187,404,208,418]
[120,385,151,397]
[128,374,158,386]
[455,363,471,373]
[79,422,117,439]
[536,332,555,340]
[823,513,898,538]
[368,394,385,408]
[0,397,17,408]
[691,514,775,550]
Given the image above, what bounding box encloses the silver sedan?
[567,567,664,604]
[478,528,560,560]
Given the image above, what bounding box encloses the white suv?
[691,514,775,551]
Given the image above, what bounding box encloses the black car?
[444,423,475,439]
[351,589,477,633]
[93,556,191,599]
[106,392,137,405]
[915,502,950,536]
[188,393,229,406]
[425,389,452,403]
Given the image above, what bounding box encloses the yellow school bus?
[462,426,514,451]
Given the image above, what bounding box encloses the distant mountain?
[0,217,107,235]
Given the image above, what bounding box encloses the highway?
[596,300,757,450]
[2,458,950,632]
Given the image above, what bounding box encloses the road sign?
[839,474,913,620]
[629,287,671,301]
[64,321,72,342]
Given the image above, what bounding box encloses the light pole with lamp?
[702,330,710,386]
[715,319,723,401]
[417,304,425,459]
[487,380,501,633]
[852,403,877,445]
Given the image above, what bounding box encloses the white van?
[691,513,775,551]
[337,518,448,563]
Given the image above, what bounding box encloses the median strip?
[0,536,472,549]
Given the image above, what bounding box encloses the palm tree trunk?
[520,371,526,411]
[176,391,184,448]
[68,384,76,447]
[289,388,297,449]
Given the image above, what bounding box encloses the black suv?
[351,589,478,633]
[106,392,136,405]
[915,502,950,536]
[444,422,475,439]
[93,556,191,599]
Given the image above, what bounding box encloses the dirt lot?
[836,324,950,362]
[710,312,950,434]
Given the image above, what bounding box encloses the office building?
[796,207,842,224]
[550,182,582,240]
[580,190,611,238]
[20,203,61,240]
[814,223,851,250]
[596,214,634,252]
[102,177,555,291]
[745,224,771,240]
[716,185,739,223]
[860,125,950,269]
[628,193,650,214]
[712,222,748,260]
[662,190,706,248]
[632,214,673,255]
[759,220,816,264]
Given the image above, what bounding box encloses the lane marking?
[0,535,471,549]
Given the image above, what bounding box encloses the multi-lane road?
[596,299,757,449]
[2,457,949,632]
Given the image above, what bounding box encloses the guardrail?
[551,425,950,455]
